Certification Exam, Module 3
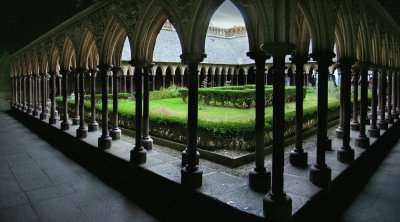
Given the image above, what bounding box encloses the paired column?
[261,44,295,222]
[247,50,271,192]
[48,72,57,124]
[397,72,400,115]
[142,64,154,150]
[98,64,112,149]
[130,62,147,164]
[60,69,71,130]
[72,71,80,125]
[309,52,333,188]
[110,66,121,140]
[355,62,370,148]
[180,53,205,188]
[32,75,39,116]
[368,66,380,137]
[350,70,360,130]
[88,69,99,132]
[289,55,309,167]
[40,73,47,120]
[392,71,398,119]
[17,76,22,109]
[22,75,27,111]
[76,68,88,138]
[122,74,127,93]
[337,59,356,164]
[386,70,393,123]
[336,70,344,138]
[27,75,32,114]
[378,69,388,129]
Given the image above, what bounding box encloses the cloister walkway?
[0,108,159,222]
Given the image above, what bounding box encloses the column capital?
[246,50,271,61]
[130,59,147,68]
[180,53,206,65]
[261,43,296,57]
[59,69,70,76]
[89,68,98,77]
[290,55,309,65]
[97,64,113,71]
[111,66,122,76]
[75,66,88,74]
[310,51,336,66]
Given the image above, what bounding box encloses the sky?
[209,0,245,28]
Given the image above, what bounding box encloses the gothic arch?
[100,16,128,65]
[78,28,98,69]
[60,36,77,70]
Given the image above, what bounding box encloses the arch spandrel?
[60,36,77,70]
[356,14,372,63]
[77,28,99,69]
[100,15,128,66]
[335,0,358,59]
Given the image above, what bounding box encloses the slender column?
[130,62,146,164]
[129,74,134,95]
[97,65,112,149]
[262,44,294,222]
[180,74,184,87]
[122,74,127,93]
[60,70,71,130]
[48,72,57,124]
[88,69,99,132]
[40,73,47,120]
[368,66,380,137]
[45,75,49,113]
[27,75,32,113]
[397,72,400,115]
[110,66,121,140]
[32,75,38,116]
[72,71,80,125]
[336,70,344,138]
[350,69,360,130]
[58,74,62,96]
[109,75,114,94]
[142,64,153,150]
[378,69,388,129]
[337,59,356,163]
[22,75,27,111]
[392,71,398,119]
[180,53,205,188]
[355,62,370,148]
[11,77,15,107]
[309,52,333,188]
[211,75,215,87]
[17,76,21,108]
[75,68,88,138]
[217,74,221,86]
[246,51,271,192]
[36,75,41,111]
[386,70,393,123]
[244,74,248,85]
[289,55,309,167]
[162,75,166,88]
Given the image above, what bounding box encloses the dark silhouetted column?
[355,63,370,148]
[76,68,88,138]
[378,69,388,129]
[27,75,32,114]
[98,64,112,149]
[369,66,380,137]
[350,69,360,130]
[142,64,154,150]
[60,69,71,130]
[386,70,393,123]
[48,72,57,124]
[336,69,344,138]
[392,71,398,119]
[40,73,47,120]
[289,55,309,167]
[110,66,121,140]
[72,71,80,125]
[88,69,99,132]
[247,50,271,192]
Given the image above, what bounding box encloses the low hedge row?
[178,85,306,108]
[82,93,131,102]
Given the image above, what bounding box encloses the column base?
[27,108,32,114]
[98,136,112,149]
[48,117,57,125]
[310,164,331,188]
[392,113,399,120]
[365,118,371,125]
[350,122,360,131]
[325,138,332,151]
[355,135,370,148]
[181,148,200,167]
[72,117,80,125]
[40,113,47,120]
[142,136,153,151]
[22,106,27,111]
[378,120,388,130]
[337,147,355,164]
[130,147,147,165]
[181,167,203,189]
[54,110,59,117]
[249,168,271,193]
[263,193,292,222]
[368,127,380,138]
[32,110,39,117]
[110,128,121,140]
[61,121,71,130]
[386,115,394,124]
[88,122,99,132]
[76,127,88,139]
[335,127,343,138]
[289,149,308,168]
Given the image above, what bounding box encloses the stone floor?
[340,132,400,222]
[0,109,159,222]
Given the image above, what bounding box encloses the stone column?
[27,75,32,114]
[58,74,62,96]
[72,71,80,125]
[142,64,153,150]
[75,68,88,138]
[12,77,16,107]
[130,63,146,164]
[130,74,134,95]
[180,74,184,87]
[110,66,121,140]
[122,74,127,93]
[262,44,295,222]
[337,59,356,163]
[244,74,248,85]
[22,75,27,111]
[97,65,112,149]
[109,75,113,95]
[88,69,99,132]
[397,72,400,115]
[17,76,21,108]
[32,75,38,116]
[217,74,221,86]
[60,70,71,130]
[368,66,380,137]
[309,52,333,188]
[48,72,57,124]
[211,75,215,88]
[180,53,205,188]
[355,62,370,148]
[36,74,41,111]
[152,75,156,90]
[336,70,344,138]
[247,51,271,192]
[45,75,49,114]
[378,69,388,129]
[289,55,309,167]
[392,71,398,119]
[350,69,360,130]
[386,70,393,123]
[162,75,166,89]
[40,73,47,120]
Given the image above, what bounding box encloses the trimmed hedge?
[178,85,307,108]
[82,93,131,103]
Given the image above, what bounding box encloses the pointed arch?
[60,36,77,70]
[78,28,99,69]
[100,16,128,65]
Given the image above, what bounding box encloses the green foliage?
[178,85,305,108]
[149,85,183,100]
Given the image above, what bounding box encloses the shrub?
[150,85,182,100]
